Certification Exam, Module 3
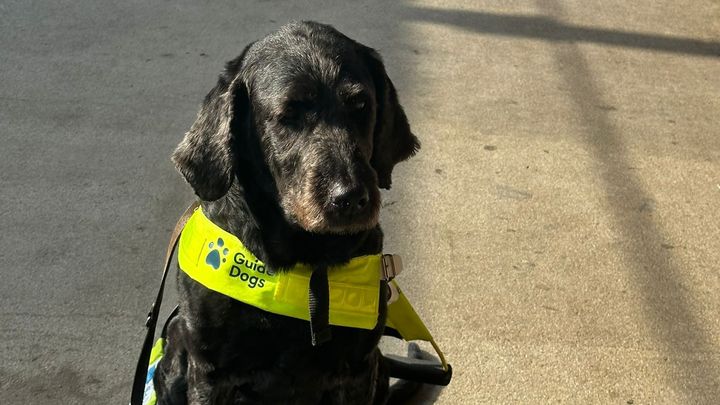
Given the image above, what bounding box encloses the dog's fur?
[154,21,419,404]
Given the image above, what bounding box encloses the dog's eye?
[280,99,314,123]
[288,99,315,111]
[347,96,367,111]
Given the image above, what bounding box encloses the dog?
[154,21,420,404]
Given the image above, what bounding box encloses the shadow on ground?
[402,4,720,58]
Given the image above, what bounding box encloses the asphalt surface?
[1,0,719,404]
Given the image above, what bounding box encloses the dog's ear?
[360,47,420,189]
[172,49,251,201]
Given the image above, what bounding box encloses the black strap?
[161,305,180,338]
[130,203,198,405]
[383,326,403,340]
[308,265,332,346]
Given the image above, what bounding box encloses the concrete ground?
[1,0,719,403]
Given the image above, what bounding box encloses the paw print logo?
[205,238,229,270]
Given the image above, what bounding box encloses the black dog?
[154,21,420,404]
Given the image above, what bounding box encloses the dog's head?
[173,21,419,234]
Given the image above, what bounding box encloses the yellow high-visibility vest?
[177,207,447,362]
[141,207,447,405]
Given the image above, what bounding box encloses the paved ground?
[1,0,719,403]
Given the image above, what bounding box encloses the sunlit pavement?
[1,1,719,403]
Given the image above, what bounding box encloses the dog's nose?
[330,185,369,215]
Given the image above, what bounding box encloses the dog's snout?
[330,184,369,215]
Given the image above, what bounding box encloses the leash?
[130,202,199,405]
